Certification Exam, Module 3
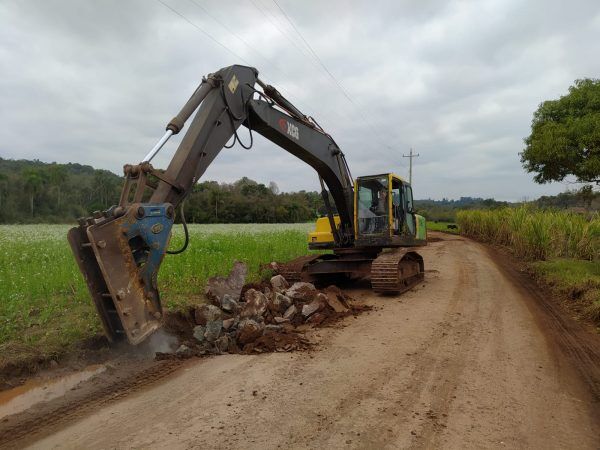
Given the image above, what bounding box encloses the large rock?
[194,304,223,326]
[193,325,206,343]
[302,293,327,318]
[215,335,230,353]
[176,344,191,355]
[270,292,292,314]
[204,319,223,342]
[302,302,321,318]
[285,282,317,302]
[205,261,248,304]
[283,304,297,320]
[222,317,236,331]
[241,289,268,319]
[263,286,272,298]
[237,318,265,344]
[325,285,350,309]
[270,274,289,293]
[324,290,349,313]
[220,294,240,313]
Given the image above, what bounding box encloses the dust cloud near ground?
[4,233,600,449]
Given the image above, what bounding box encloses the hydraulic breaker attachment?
[68,203,174,344]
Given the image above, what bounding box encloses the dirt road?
[25,234,600,448]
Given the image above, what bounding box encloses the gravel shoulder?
[14,233,600,449]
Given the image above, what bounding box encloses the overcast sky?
[1,0,599,200]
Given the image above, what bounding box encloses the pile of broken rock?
[162,262,358,357]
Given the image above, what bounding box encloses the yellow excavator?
[68,65,426,345]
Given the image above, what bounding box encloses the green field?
[0,223,314,361]
[426,221,459,234]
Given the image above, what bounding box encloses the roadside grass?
[457,207,600,325]
[0,223,314,368]
[532,259,600,322]
[426,221,459,234]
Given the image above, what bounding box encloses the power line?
[187,0,287,76]
[272,0,354,105]
[271,0,405,166]
[185,0,336,120]
[156,0,354,138]
[156,0,402,168]
[156,0,252,66]
[248,0,316,64]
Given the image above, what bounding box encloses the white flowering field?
[0,223,313,353]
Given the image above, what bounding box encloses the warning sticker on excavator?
[228,75,239,94]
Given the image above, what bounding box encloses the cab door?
[403,184,416,236]
[391,177,402,235]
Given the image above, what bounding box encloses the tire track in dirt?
[303,239,478,448]
[0,360,185,449]
[486,245,600,402]
[411,243,480,449]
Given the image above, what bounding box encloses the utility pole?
[402,148,420,184]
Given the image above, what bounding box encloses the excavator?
[68,65,427,345]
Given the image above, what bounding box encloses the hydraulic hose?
[167,203,189,255]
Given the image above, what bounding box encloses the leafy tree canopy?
[521,78,600,184]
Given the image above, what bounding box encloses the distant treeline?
[0,158,596,224]
[415,189,599,222]
[0,158,122,223]
[0,158,324,223]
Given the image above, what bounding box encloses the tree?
[0,172,7,209]
[22,168,45,216]
[577,185,595,209]
[521,78,600,184]
[268,181,280,195]
[47,164,68,209]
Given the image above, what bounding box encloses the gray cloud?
[1,0,599,201]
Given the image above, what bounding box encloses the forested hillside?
[0,158,324,223]
[0,158,122,223]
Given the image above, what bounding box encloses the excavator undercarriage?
[279,248,424,293]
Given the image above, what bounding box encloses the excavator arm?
[68,64,355,344]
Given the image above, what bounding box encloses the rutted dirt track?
[14,234,600,448]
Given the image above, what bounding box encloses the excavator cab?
[354,173,426,247]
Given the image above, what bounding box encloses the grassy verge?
[457,207,600,326]
[426,221,459,234]
[0,223,314,370]
[531,259,600,322]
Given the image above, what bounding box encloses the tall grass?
[456,207,599,261]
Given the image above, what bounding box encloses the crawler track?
[371,249,424,293]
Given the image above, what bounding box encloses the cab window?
[357,177,388,235]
